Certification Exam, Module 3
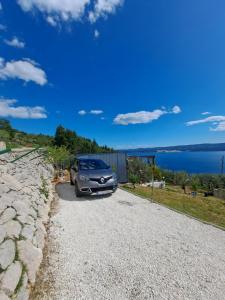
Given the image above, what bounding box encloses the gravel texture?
[33,183,225,300]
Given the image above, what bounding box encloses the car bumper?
[78,179,118,195]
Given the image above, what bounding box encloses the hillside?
[0,119,113,154]
[122,143,225,153]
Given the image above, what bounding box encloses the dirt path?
[31,183,225,300]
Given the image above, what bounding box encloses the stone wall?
[0,150,54,299]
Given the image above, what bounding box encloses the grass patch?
[123,184,225,229]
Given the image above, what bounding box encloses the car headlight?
[79,175,89,181]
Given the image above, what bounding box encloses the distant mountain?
[120,143,225,153]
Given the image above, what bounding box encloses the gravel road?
[33,183,225,300]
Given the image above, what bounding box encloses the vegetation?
[54,125,113,154]
[128,158,225,192]
[160,169,225,192]
[45,146,70,166]
[0,119,53,148]
[0,119,113,154]
[125,158,225,229]
[123,184,225,229]
[39,175,49,199]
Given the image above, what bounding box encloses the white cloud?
[78,109,103,115]
[172,105,181,114]
[0,58,47,85]
[186,116,225,126]
[186,115,225,132]
[17,0,90,19]
[17,0,124,26]
[210,122,225,132]
[114,106,181,125]
[78,110,87,115]
[114,105,181,125]
[201,111,211,115]
[90,109,103,114]
[46,15,57,27]
[94,29,100,38]
[114,109,166,125]
[4,37,25,48]
[89,0,123,23]
[0,99,47,119]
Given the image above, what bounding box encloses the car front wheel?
[75,182,82,197]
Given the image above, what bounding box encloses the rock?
[0,261,22,296]
[29,207,37,219]
[33,228,45,249]
[15,287,29,300]
[37,205,49,224]
[0,291,10,300]
[0,227,6,244]
[0,195,14,213]
[17,215,34,226]
[0,239,15,270]
[0,208,16,225]
[17,240,42,284]
[0,174,22,191]
[35,219,46,234]
[21,225,35,241]
[21,187,33,195]
[0,184,10,194]
[0,153,53,296]
[15,272,29,300]
[12,200,30,217]
[3,220,22,239]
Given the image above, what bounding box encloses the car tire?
[75,182,82,198]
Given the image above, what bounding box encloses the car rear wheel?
[75,182,82,197]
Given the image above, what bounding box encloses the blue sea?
[126,151,225,174]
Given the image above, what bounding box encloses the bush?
[45,146,70,179]
[128,158,151,183]
[129,173,140,188]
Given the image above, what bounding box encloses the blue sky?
[0,0,225,149]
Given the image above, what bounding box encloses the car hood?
[79,168,113,178]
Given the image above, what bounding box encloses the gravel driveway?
[32,183,225,300]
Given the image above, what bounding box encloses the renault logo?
[100,177,105,184]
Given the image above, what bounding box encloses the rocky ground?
[32,183,225,300]
[0,150,54,299]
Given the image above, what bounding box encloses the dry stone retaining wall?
[0,150,54,299]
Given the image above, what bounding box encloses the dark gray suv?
[70,158,118,197]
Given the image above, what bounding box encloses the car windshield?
[79,159,109,170]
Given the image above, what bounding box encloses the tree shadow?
[55,182,112,202]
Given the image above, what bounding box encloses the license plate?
[93,190,112,195]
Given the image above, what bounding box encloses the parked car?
[70,158,118,197]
